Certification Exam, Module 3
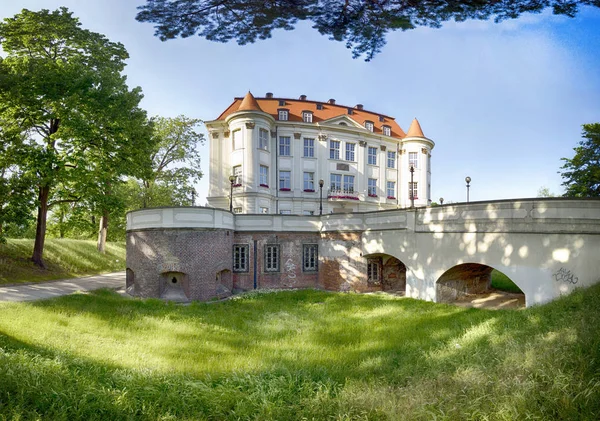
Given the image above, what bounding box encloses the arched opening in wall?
[365,254,407,294]
[160,271,190,302]
[126,268,135,295]
[436,264,524,309]
[215,269,233,299]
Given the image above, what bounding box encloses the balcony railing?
[328,188,359,201]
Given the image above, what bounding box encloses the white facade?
[206,93,434,214]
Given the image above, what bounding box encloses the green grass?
[0,239,125,285]
[491,269,523,293]
[1,285,599,420]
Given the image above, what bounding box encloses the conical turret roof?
[406,118,425,138]
[237,91,263,112]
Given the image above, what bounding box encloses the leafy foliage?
[136,0,600,60]
[0,8,151,265]
[561,123,600,197]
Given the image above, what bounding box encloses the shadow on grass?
[0,285,598,419]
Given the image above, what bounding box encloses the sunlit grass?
[0,285,599,420]
[0,239,125,284]
[491,269,523,293]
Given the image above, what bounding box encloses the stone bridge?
[126,198,600,306]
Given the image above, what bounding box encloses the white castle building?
[205,92,434,214]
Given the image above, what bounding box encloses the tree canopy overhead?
[136,0,600,60]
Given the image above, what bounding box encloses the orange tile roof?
[216,95,407,139]
[406,118,425,138]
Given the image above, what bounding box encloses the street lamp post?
[319,179,324,215]
[229,175,236,212]
[409,165,415,208]
[191,189,195,206]
[439,197,444,205]
[465,176,471,203]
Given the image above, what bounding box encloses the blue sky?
[2,1,599,204]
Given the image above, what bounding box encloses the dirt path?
[453,290,525,310]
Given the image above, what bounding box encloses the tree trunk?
[58,207,65,239]
[32,185,50,268]
[97,209,108,253]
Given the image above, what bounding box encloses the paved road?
[0,272,126,302]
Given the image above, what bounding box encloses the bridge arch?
[363,253,408,293]
[436,262,524,307]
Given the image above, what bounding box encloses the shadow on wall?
[364,254,407,293]
[160,271,189,302]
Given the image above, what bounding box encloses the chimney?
[299,94,307,100]
[356,104,363,110]
[328,98,336,105]
[266,92,273,98]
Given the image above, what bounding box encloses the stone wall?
[436,263,493,303]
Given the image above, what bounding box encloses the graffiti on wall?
[284,258,297,280]
[553,267,578,285]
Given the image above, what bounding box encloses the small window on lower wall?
[303,244,318,272]
[264,244,280,272]
[233,244,249,272]
[367,259,381,285]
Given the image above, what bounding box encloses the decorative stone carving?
[422,148,428,154]
[245,122,255,129]
[211,132,219,139]
[359,140,367,147]
[336,163,350,171]
[294,132,301,139]
[380,145,387,151]
[318,133,328,142]
[224,131,230,138]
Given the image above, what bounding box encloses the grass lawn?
[491,269,523,293]
[0,239,125,285]
[0,285,599,420]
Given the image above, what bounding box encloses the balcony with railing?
[327,188,360,201]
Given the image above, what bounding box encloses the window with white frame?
[365,121,374,132]
[279,170,291,190]
[303,138,315,157]
[330,174,342,192]
[368,146,377,165]
[232,130,242,150]
[316,103,323,110]
[259,165,269,187]
[278,109,288,121]
[368,178,377,196]
[367,259,381,285]
[302,112,313,123]
[387,151,396,168]
[329,140,340,160]
[232,165,242,185]
[233,244,249,272]
[345,143,355,161]
[303,172,315,191]
[303,244,318,272]
[279,136,291,156]
[387,181,396,199]
[343,175,355,193]
[409,152,418,168]
[259,128,269,150]
[264,244,280,272]
[382,125,391,136]
[409,182,418,199]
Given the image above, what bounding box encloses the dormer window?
[382,125,391,136]
[316,103,323,110]
[302,111,313,123]
[278,109,289,121]
[278,100,286,106]
[365,121,374,132]
[347,108,353,115]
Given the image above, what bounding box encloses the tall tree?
[133,115,204,209]
[136,0,600,61]
[560,123,600,197]
[0,8,150,266]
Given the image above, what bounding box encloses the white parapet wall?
[127,199,600,306]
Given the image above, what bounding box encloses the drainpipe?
[275,126,279,214]
[253,240,258,289]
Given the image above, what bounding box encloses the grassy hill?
[0,239,126,284]
[0,284,598,420]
